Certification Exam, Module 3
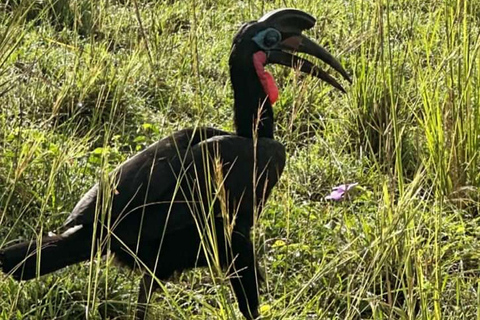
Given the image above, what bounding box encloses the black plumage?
[0,8,350,319]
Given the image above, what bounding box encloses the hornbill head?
[229,8,351,104]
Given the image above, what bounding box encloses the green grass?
[0,0,479,319]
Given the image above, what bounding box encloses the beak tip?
[340,70,352,84]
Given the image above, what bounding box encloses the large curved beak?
[267,34,351,93]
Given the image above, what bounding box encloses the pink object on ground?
[325,183,358,201]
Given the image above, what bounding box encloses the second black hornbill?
[0,8,350,319]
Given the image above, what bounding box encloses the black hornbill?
[0,8,350,319]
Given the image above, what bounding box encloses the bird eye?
[263,30,281,47]
[252,28,282,50]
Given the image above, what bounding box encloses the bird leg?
[228,229,260,320]
[135,273,159,320]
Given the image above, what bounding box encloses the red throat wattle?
[253,51,279,104]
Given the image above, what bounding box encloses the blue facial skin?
[252,28,282,51]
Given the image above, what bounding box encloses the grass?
[0,0,479,319]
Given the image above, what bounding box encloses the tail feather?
[0,226,93,281]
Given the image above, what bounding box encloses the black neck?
[230,66,274,139]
